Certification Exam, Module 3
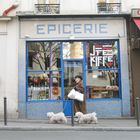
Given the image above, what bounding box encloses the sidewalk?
[0,118,140,131]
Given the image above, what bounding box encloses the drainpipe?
[2,2,19,16]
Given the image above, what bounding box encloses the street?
[0,131,140,140]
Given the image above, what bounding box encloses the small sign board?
[131,9,140,17]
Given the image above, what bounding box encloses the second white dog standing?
[47,112,67,124]
[75,112,98,124]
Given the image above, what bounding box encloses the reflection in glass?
[64,61,83,99]
[28,71,61,100]
[28,42,61,70]
[86,70,119,98]
[63,42,83,59]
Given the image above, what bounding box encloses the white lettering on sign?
[90,45,113,67]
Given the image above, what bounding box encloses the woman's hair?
[75,75,83,80]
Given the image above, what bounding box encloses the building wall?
[120,37,130,116]
[0,18,18,119]
[122,0,140,13]
[0,0,140,16]
[60,0,95,14]
[0,22,7,118]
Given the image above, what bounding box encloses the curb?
[0,126,140,131]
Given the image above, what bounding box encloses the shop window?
[28,52,33,68]
[27,42,61,71]
[27,41,61,101]
[86,40,120,99]
[63,42,84,59]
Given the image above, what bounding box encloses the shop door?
[63,60,84,116]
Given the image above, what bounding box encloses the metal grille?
[35,4,60,14]
[97,3,121,14]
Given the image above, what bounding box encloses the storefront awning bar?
[18,13,130,19]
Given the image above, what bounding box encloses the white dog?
[47,112,67,124]
[75,112,98,124]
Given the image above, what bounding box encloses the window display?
[86,41,120,98]
[27,41,61,101]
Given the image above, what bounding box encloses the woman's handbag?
[67,89,75,99]
[68,89,84,102]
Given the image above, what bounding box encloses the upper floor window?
[35,0,60,14]
[97,0,121,14]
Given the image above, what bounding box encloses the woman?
[73,75,86,114]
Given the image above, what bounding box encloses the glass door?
[62,41,85,116]
[64,60,84,99]
[63,60,84,116]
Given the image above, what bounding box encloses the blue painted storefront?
[18,17,131,119]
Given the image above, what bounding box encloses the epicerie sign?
[20,19,125,39]
[131,9,140,17]
[36,23,107,35]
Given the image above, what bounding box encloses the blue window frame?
[26,41,62,101]
[26,40,121,102]
[85,40,121,99]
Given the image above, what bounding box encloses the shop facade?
[18,15,130,119]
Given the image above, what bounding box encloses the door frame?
[61,42,87,116]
